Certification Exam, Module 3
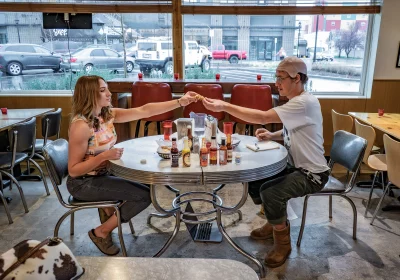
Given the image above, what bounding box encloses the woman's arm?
[112,91,197,123]
[68,120,121,177]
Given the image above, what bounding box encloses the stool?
[183,83,225,121]
[230,84,273,135]
[132,82,174,138]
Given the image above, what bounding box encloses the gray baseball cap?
[276,57,307,78]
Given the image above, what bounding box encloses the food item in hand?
[195,94,205,101]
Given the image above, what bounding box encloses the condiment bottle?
[219,137,227,165]
[182,136,191,167]
[226,134,233,163]
[209,136,218,165]
[192,136,200,154]
[200,138,209,167]
[171,137,179,167]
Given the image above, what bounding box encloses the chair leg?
[70,212,75,236]
[0,170,28,213]
[0,189,13,224]
[370,182,391,225]
[156,121,161,135]
[329,195,333,220]
[135,119,141,138]
[364,171,379,217]
[297,195,310,247]
[115,207,127,257]
[144,121,152,137]
[29,158,50,195]
[232,122,237,134]
[245,124,250,136]
[128,220,135,235]
[54,208,77,237]
[340,195,357,240]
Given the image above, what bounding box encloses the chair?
[370,134,400,226]
[183,84,225,121]
[42,139,135,257]
[331,109,353,133]
[229,84,273,135]
[132,82,174,138]
[354,119,387,217]
[297,130,367,246]
[34,108,62,158]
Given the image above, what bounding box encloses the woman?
[67,75,197,255]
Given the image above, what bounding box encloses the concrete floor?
[1,167,400,280]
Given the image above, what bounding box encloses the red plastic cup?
[223,122,234,135]
[215,73,220,80]
[174,73,179,80]
[1,108,7,114]
[163,120,173,140]
[378,108,384,116]
[138,72,143,80]
[257,74,262,81]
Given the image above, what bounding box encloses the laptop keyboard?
[197,223,212,240]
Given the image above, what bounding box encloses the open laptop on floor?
[183,202,222,243]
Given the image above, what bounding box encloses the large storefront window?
[183,13,371,94]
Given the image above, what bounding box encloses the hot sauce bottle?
[209,136,218,165]
[171,137,179,168]
[226,134,233,163]
[200,138,209,167]
[219,137,227,165]
[182,136,191,167]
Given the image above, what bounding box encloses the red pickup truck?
[212,45,247,64]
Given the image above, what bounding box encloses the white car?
[199,45,212,60]
[135,38,210,75]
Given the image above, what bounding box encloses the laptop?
[183,202,222,243]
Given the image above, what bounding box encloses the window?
[90,49,105,57]
[33,46,51,54]
[104,49,119,57]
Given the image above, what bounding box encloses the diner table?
[76,256,259,280]
[109,134,288,278]
[349,112,400,209]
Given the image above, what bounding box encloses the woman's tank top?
[71,115,117,175]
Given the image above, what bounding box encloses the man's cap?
[276,57,307,78]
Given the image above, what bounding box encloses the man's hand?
[202,98,227,112]
[255,128,274,141]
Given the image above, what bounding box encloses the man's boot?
[250,222,273,240]
[264,222,292,268]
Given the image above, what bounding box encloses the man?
[202,57,330,268]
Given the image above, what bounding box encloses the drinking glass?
[163,120,173,140]
[223,122,234,135]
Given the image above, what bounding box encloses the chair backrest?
[330,130,367,173]
[354,119,376,165]
[132,81,174,121]
[383,134,400,188]
[230,84,272,124]
[41,108,62,144]
[42,139,69,186]
[332,109,353,133]
[183,83,225,120]
[8,117,36,153]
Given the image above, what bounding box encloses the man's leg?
[260,171,325,267]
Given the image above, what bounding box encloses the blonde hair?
[71,75,113,130]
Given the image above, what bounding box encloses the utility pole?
[313,15,319,63]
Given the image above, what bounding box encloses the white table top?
[76,256,259,280]
[0,108,54,131]
[110,135,287,185]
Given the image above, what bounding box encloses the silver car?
[60,47,135,73]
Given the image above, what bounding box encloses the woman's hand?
[255,128,274,141]
[103,148,124,160]
[179,91,198,107]
[202,98,226,112]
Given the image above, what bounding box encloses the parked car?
[0,43,62,76]
[135,38,210,75]
[41,41,84,55]
[118,45,137,58]
[211,45,247,63]
[199,45,212,60]
[60,47,135,73]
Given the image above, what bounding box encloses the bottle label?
[171,153,179,167]
[219,150,226,165]
[183,152,191,167]
[227,150,233,162]
[188,139,193,150]
[200,153,208,166]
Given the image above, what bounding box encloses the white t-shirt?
[273,91,329,173]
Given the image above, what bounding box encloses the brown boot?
[264,223,292,268]
[250,222,273,240]
[88,229,120,256]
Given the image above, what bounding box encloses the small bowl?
[218,137,241,149]
[157,148,182,159]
